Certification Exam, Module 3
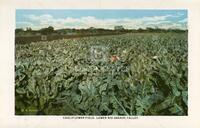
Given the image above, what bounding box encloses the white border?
[1,0,200,128]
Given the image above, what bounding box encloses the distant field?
[15,32,188,115]
[15,32,126,44]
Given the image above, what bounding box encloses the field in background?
[15,32,126,44]
[15,32,188,115]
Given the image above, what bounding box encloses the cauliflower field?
[15,32,188,115]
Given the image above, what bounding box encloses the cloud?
[141,15,172,21]
[27,14,53,21]
[18,14,187,30]
[16,21,33,26]
[158,23,186,29]
[178,18,187,23]
[16,21,34,28]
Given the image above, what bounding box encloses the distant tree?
[146,27,154,32]
[138,28,144,32]
[114,25,124,30]
[15,28,24,33]
[47,26,54,32]
[40,26,54,35]
[26,27,32,32]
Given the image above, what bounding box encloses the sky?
[16,9,187,30]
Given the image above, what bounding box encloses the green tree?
[40,26,54,35]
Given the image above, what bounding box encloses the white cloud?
[16,21,34,28]
[18,14,187,30]
[16,21,33,26]
[178,18,187,23]
[27,14,53,21]
[141,15,172,21]
[158,23,186,29]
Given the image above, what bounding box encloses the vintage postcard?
[0,0,200,128]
